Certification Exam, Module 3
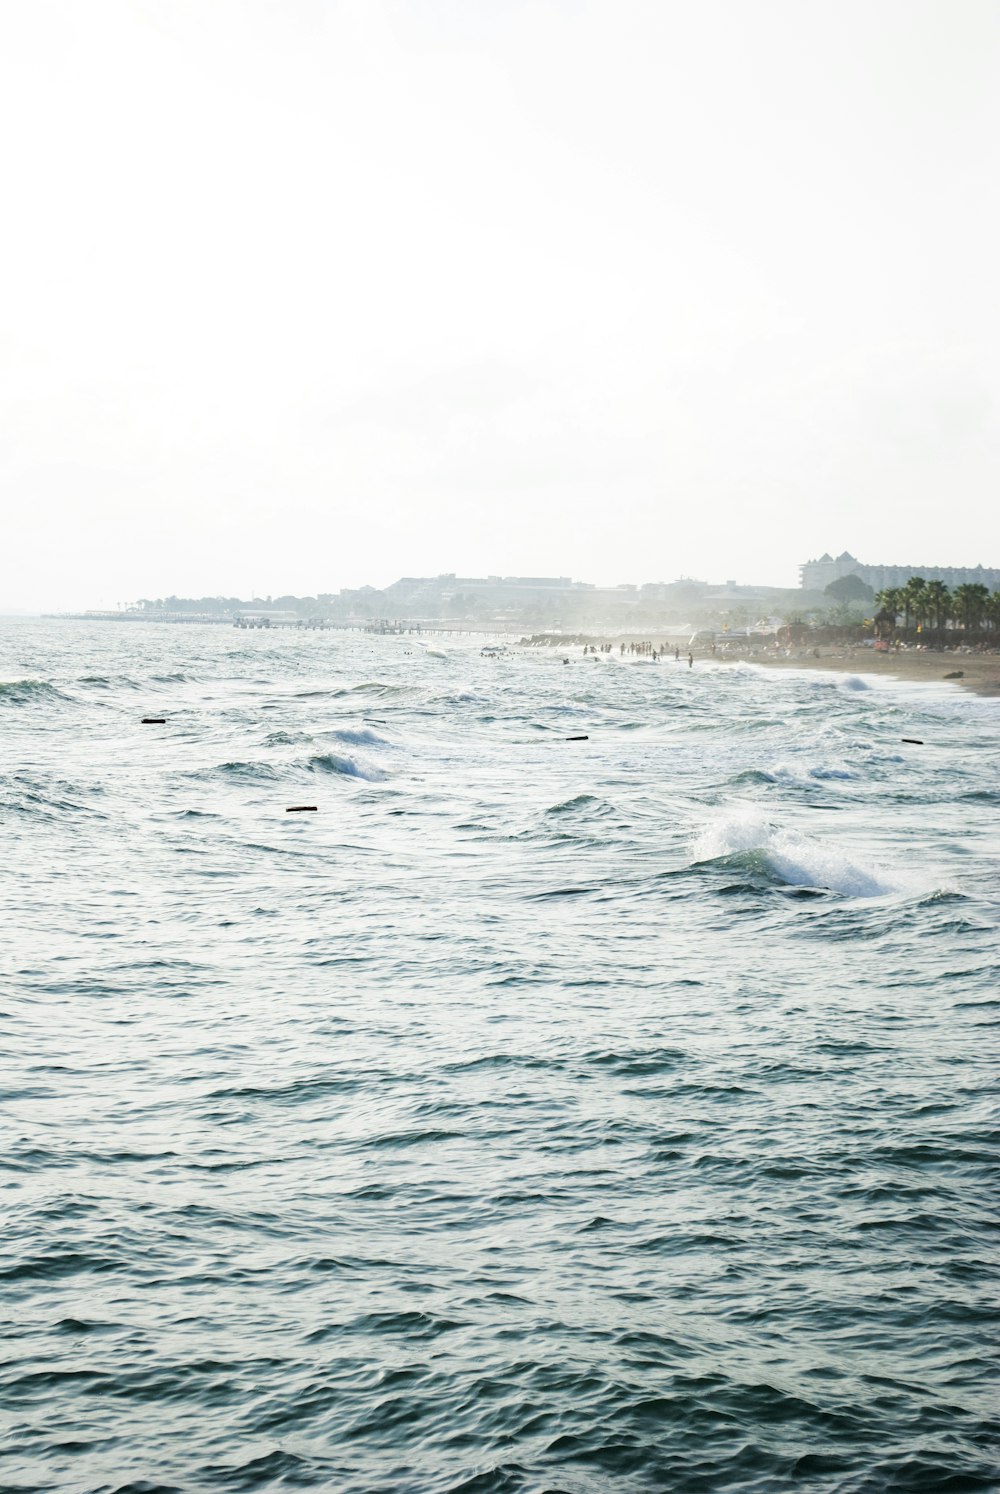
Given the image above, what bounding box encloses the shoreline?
[534,634,1000,698]
[720,647,1000,698]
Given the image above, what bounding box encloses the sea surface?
[2,620,998,1494]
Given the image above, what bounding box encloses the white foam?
[768,759,856,784]
[693,805,894,897]
[328,727,387,747]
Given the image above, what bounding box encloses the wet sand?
[739,648,1000,698]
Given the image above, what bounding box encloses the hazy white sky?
[1,0,998,608]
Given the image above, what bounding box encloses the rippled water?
[3,620,998,1493]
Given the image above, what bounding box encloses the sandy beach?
[539,635,1000,697]
[738,647,1000,697]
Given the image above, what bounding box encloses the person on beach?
[688,652,693,668]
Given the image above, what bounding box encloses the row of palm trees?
[874,577,1000,636]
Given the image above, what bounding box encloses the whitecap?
[693,805,894,897]
[305,753,386,782]
[326,727,389,747]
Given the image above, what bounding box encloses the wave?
[693,805,894,897]
[545,793,615,817]
[732,761,856,787]
[328,682,409,697]
[193,760,283,783]
[0,679,69,706]
[325,727,390,748]
[191,752,385,784]
[774,759,856,783]
[305,753,385,781]
[263,729,313,746]
[4,773,108,819]
[730,768,778,786]
[77,674,141,690]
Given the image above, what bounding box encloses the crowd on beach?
[513,628,1000,695]
[522,631,1000,661]
[581,641,700,664]
[582,641,676,658]
[522,633,739,663]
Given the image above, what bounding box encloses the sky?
[1,0,998,609]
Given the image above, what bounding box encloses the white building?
[800,552,1000,592]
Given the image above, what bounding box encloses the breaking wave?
[324,727,390,748]
[305,753,386,781]
[191,753,385,784]
[693,805,895,897]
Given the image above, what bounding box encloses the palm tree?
[874,587,902,629]
[986,590,1000,637]
[902,576,927,635]
[923,580,951,634]
[952,583,990,635]
[951,585,969,631]
[971,583,990,633]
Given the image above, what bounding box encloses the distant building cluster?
[338,573,784,621]
[95,561,1000,632]
[336,573,658,614]
[800,552,1000,593]
[107,572,802,630]
[380,574,611,608]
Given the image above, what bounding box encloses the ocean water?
[2,620,998,1494]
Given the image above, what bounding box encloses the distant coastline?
[25,611,1000,696]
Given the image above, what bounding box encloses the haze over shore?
[3,4,998,611]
